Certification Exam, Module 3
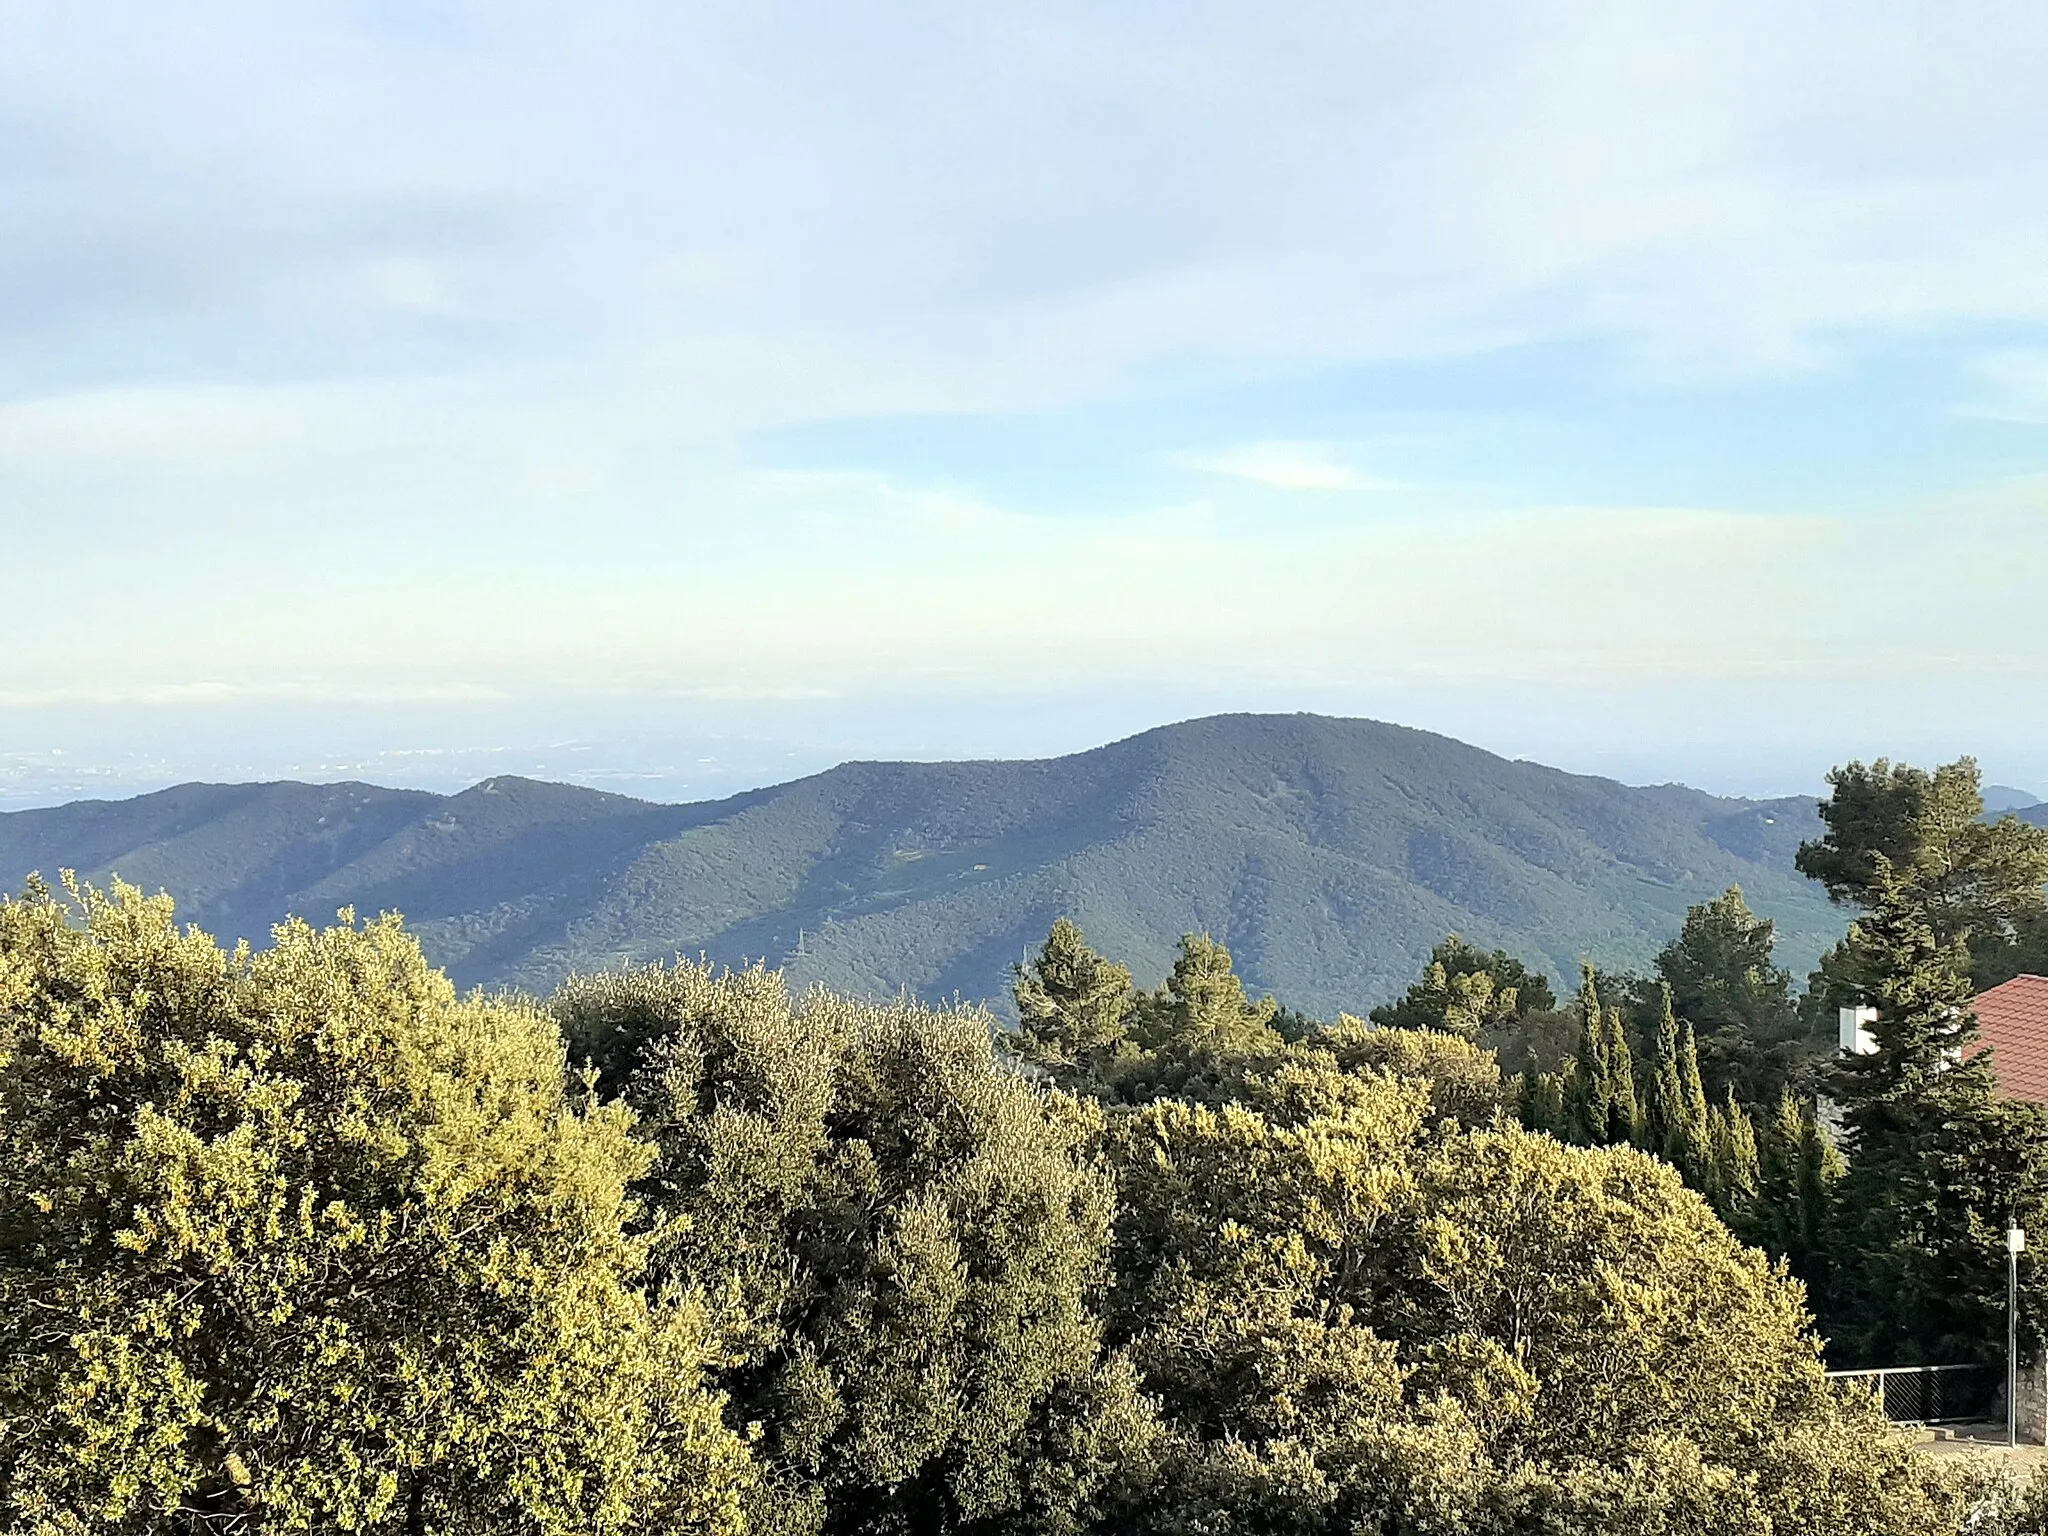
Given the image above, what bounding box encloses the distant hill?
[0,714,1843,1016]
[1986,785,2044,816]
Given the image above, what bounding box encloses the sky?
[4,0,2048,810]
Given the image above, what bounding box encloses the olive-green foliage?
[1012,922,1506,1130]
[8,885,2014,1536]
[0,880,750,1536]
[1972,1463,2048,1536]
[1797,756,2048,990]
[1561,966,1640,1148]
[552,959,1145,1536]
[1095,1050,1975,1535]
[997,920,1988,1536]
[1012,917,1136,1072]
[1818,869,2048,1367]
[1129,932,1282,1058]
[1700,1085,1762,1225]
[1654,887,1809,1103]
[1315,1015,1506,1127]
[1369,936,1557,1039]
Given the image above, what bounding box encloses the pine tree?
[1370,935,1555,1034]
[1141,932,1282,1056]
[1798,757,2048,981]
[1656,887,1804,1102]
[1012,917,1135,1077]
[1822,863,2048,1365]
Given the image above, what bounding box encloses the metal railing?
[1825,1364,1998,1424]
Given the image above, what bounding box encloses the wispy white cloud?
[5,3,2048,790]
[7,3,2048,414]
[1163,442,1396,492]
[13,455,2038,710]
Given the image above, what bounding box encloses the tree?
[1134,932,1282,1057]
[1369,936,1557,1037]
[1314,1014,1506,1127]
[0,880,750,1536]
[1643,983,1707,1175]
[1519,1061,1567,1138]
[1561,966,1638,1147]
[1563,966,1612,1146]
[1100,1061,1978,1536]
[1750,1092,1843,1289]
[1603,996,1641,1145]
[1796,759,1942,906]
[1797,757,2048,985]
[1010,917,1136,1078]
[1820,867,2048,1366]
[1701,1086,1762,1224]
[1677,1019,1712,1166]
[552,959,1146,1536]
[1656,887,1805,1103]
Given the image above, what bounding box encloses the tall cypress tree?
[1677,1022,1712,1179]
[1564,964,1613,1146]
[1645,983,1685,1158]
[1795,1103,1845,1280]
[1752,1092,1842,1288]
[1560,964,1647,1147]
[1644,984,1715,1181]
[1705,1086,1760,1222]
[1604,1001,1641,1145]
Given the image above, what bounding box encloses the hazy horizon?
[5,698,2044,815]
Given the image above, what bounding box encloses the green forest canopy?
[6,878,2047,1536]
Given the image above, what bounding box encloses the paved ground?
[1913,1422,2048,1468]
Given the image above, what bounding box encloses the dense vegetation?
[1360,756,2048,1375]
[6,874,2046,1536]
[7,746,2048,1533]
[0,714,1843,1008]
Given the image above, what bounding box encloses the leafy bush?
[0,881,749,1536]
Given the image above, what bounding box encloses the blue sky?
[5,1,2048,808]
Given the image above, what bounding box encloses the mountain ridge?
[0,713,1842,1014]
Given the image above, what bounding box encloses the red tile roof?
[1972,975,2048,1103]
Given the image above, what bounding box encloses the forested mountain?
[0,713,1842,1012]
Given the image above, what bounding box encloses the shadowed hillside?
[0,714,1840,1013]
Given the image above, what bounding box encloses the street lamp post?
[2010,1223,2026,1449]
